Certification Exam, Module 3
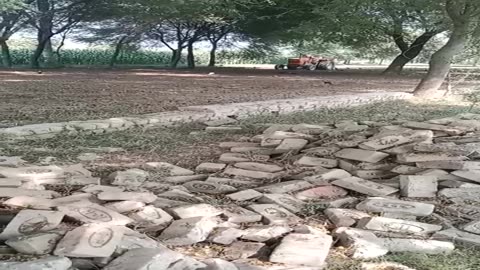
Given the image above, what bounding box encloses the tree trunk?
[208,42,217,67]
[383,54,413,74]
[43,39,57,66]
[109,43,122,67]
[383,32,437,74]
[31,0,54,68]
[110,37,126,67]
[0,40,12,68]
[31,39,48,68]
[55,32,68,64]
[170,49,182,68]
[187,41,195,68]
[413,24,470,98]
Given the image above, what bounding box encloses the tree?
[239,0,448,73]
[372,0,448,74]
[311,0,447,74]
[71,0,149,67]
[24,0,100,68]
[414,0,480,97]
[206,25,231,66]
[78,19,146,67]
[143,0,246,68]
[148,21,200,68]
[141,0,206,68]
[203,0,264,67]
[183,0,264,68]
[0,0,26,67]
[383,29,445,74]
[184,22,211,68]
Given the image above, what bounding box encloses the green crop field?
[4,49,286,67]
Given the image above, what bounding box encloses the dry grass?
[1,99,478,172]
[326,248,480,270]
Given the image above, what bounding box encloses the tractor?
[275,54,336,71]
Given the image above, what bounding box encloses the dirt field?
[0,67,474,125]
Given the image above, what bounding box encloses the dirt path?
[0,67,421,125]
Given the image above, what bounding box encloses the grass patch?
[326,248,480,270]
[2,99,478,167]
[384,248,480,270]
[326,252,364,270]
[0,123,247,167]
[241,99,479,126]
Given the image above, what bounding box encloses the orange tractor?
[275,54,336,71]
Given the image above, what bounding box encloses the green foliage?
[7,49,170,66]
[0,0,23,12]
[240,0,446,48]
[234,0,319,42]
[317,0,446,45]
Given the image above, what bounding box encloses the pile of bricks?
[1,112,480,269]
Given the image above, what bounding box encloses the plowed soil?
[0,67,421,125]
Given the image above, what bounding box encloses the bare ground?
[0,67,426,125]
[1,67,480,269]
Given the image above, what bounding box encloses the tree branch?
[446,0,465,23]
[389,19,409,52]
[151,28,175,51]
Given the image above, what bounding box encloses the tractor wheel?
[287,65,297,70]
[274,64,284,70]
[307,64,316,71]
[317,63,329,70]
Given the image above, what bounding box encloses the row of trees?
[0,0,103,67]
[0,0,257,69]
[1,0,480,96]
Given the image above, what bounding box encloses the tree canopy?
[0,0,23,12]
